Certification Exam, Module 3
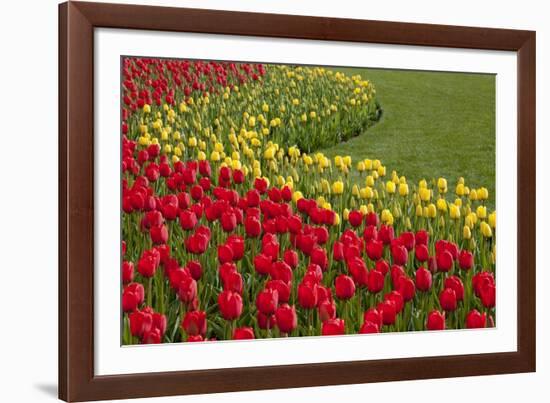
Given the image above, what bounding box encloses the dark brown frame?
[59,1,536,401]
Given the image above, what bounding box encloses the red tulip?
[233,327,255,340]
[426,310,445,330]
[366,240,384,261]
[363,225,378,242]
[226,235,244,261]
[257,312,277,330]
[365,212,379,226]
[218,244,234,264]
[254,177,268,194]
[283,249,299,269]
[218,290,243,320]
[122,261,134,284]
[223,271,243,294]
[415,267,432,292]
[458,250,474,270]
[182,311,207,336]
[220,211,237,232]
[254,253,272,275]
[267,279,291,303]
[415,244,429,262]
[318,300,336,322]
[186,260,202,281]
[179,209,198,231]
[177,276,198,304]
[244,215,262,237]
[480,283,496,308]
[466,309,487,328]
[297,282,318,309]
[415,230,429,246]
[436,249,454,272]
[310,247,328,271]
[322,318,345,336]
[122,285,142,312]
[398,276,416,302]
[386,290,404,313]
[444,276,464,301]
[137,248,160,277]
[391,243,408,266]
[150,224,168,244]
[439,288,457,311]
[367,269,384,293]
[256,288,279,315]
[375,259,390,276]
[364,308,383,329]
[379,225,394,244]
[335,275,356,300]
[377,300,397,326]
[348,210,363,227]
[275,304,297,334]
[359,321,380,334]
[399,232,415,251]
[129,310,153,337]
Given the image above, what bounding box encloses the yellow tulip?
[449,204,461,219]
[143,104,151,113]
[343,208,350,220]
[437,198,448,212]
[366,175,375,187]
[489,211,496,228]
[419,187,431,202]
[386,181,396,194]
[463,225,472,239]
[427,203,437,218]
[437,178,448,193]
[476,205,487,219]
[210,151,220,161]
[478,187,489,200]
[399,183,409,196]
[480,221,493,238]
[332,181,344,195]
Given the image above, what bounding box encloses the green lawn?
[322,67,496,208]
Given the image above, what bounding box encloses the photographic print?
[120,56,496,345]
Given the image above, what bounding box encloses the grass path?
[322,67,495,208]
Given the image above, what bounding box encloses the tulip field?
[121,57,496,344]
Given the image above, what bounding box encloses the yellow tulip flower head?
[449,204,461,219]
[480,221,493,238]
[476,205,487,219]
[437,178,448,193]
[332,181,344,195]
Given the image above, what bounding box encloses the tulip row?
[121,58,496,344]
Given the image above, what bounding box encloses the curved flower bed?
[121,58,496,344]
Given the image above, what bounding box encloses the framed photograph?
[59,1,536,401]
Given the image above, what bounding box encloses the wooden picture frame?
[59,1,536,401]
